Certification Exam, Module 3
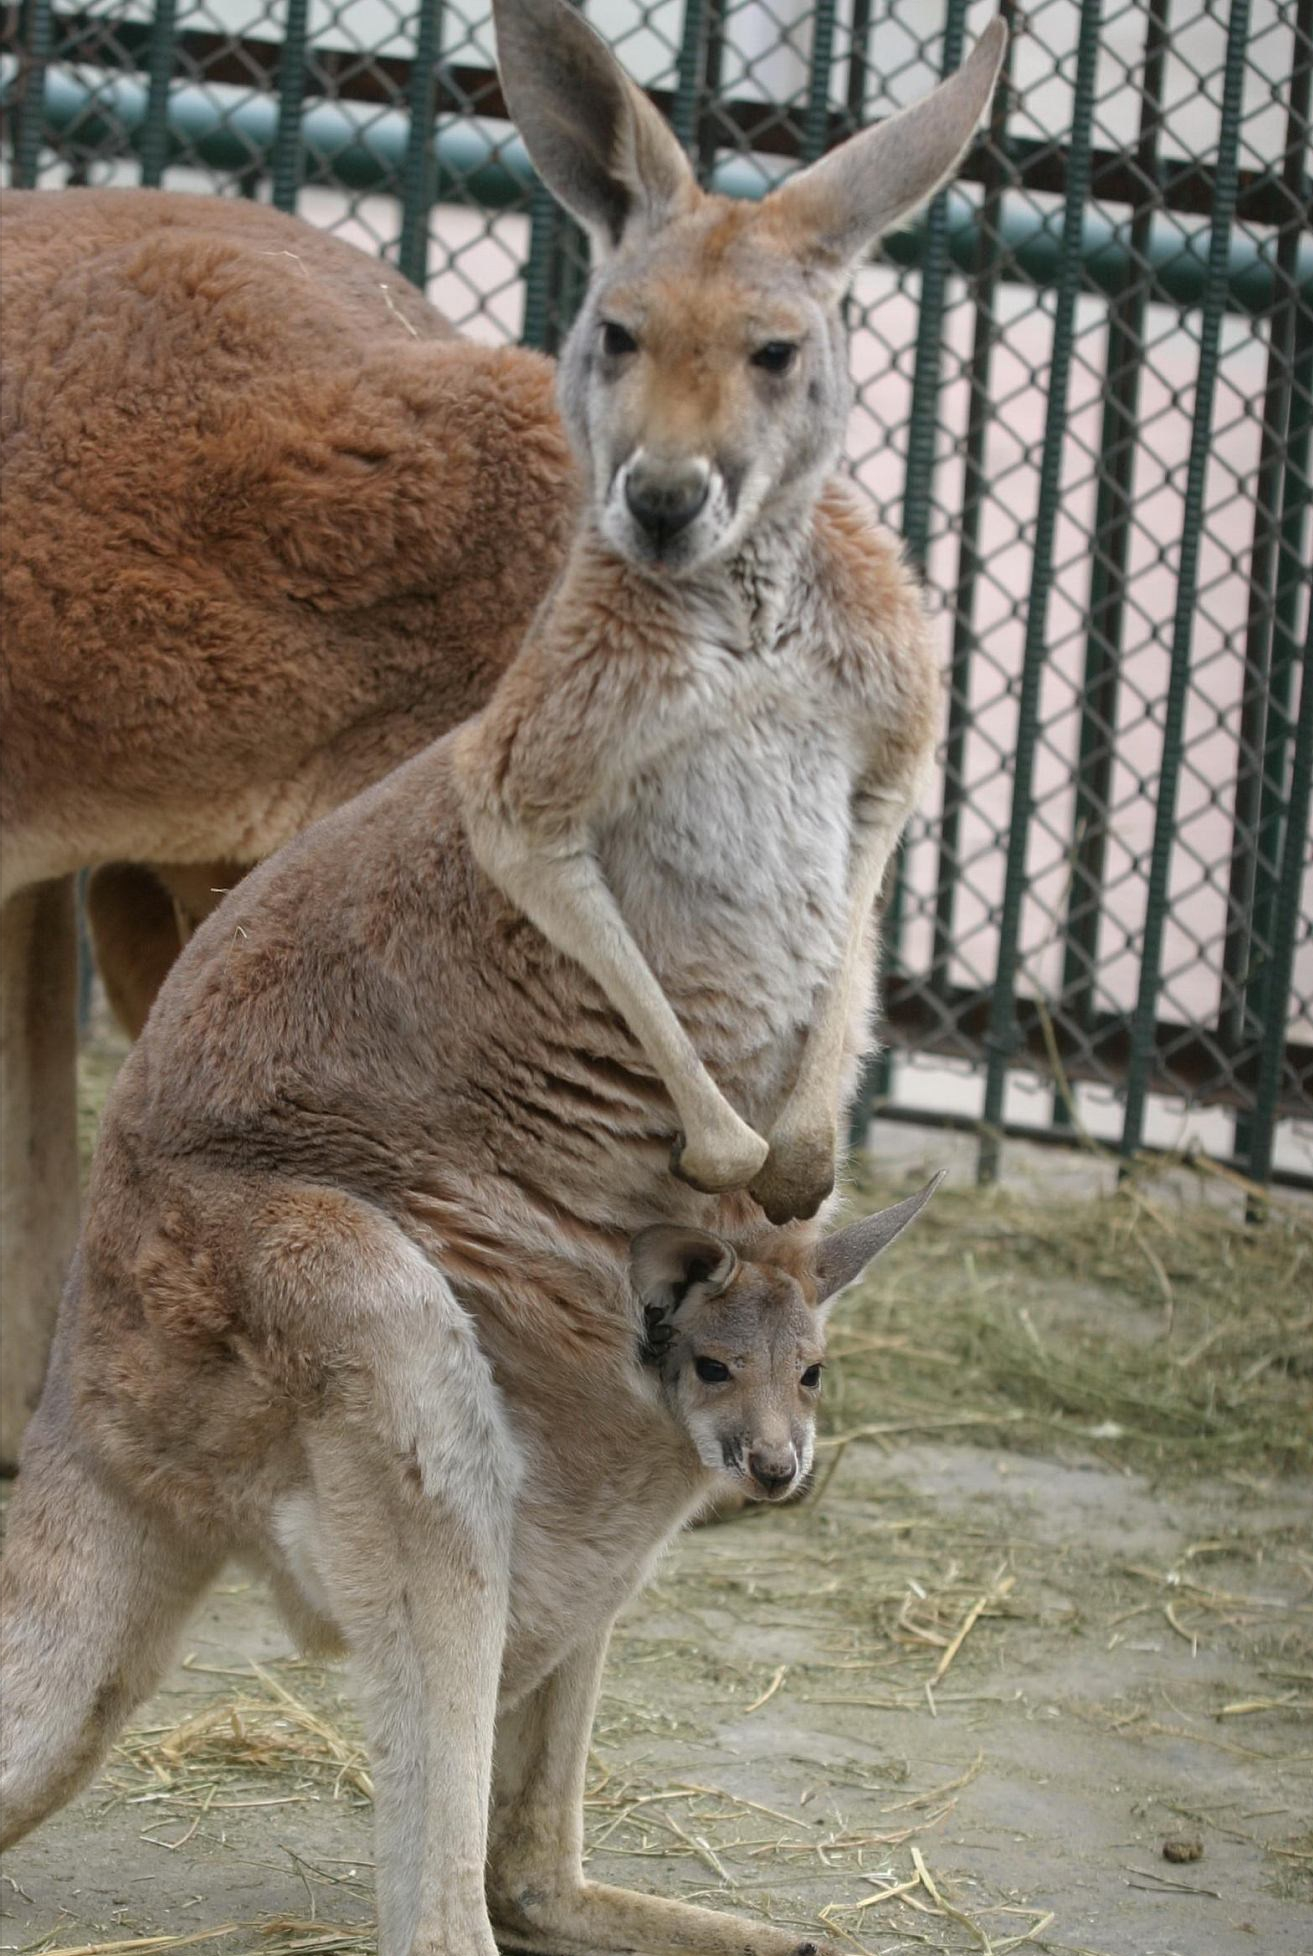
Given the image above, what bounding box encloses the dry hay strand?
[113,1663,372,1808]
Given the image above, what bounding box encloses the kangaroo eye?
[602,320,638,357]
[752,340,797,375]
[695,1357,731,1384]
[800,1364,823,1389]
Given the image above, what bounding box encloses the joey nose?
[625,462,709,546]
[748,1447,797,1498]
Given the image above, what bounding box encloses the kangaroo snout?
[622,454,711,550]
[747,1444,798,1499]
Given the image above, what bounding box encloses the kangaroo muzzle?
[623,455,711,549]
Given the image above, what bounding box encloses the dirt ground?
[3,1043,1311,1956]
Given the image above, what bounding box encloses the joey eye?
[602,320,638,357]
[800,1364,823,1390]
[751,340,797,376]
[694,1357,731,1384]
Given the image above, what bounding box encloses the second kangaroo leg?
[0,879,80,1469]
[0,1422,219,1850]
[488,1629,837,1956]
[283,1216,519,1956]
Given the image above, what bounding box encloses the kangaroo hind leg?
[0,1434,218,1850]
[260,1191,520,1956]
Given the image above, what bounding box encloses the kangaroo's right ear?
[630,1226,738,1363]
[493,0,697,257]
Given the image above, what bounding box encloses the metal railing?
[4,0,1311,1189]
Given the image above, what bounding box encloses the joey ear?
[630,1226,738,1313]
[813,1173,945,1309]
[493,0,697,256]
[764,17,1005,286]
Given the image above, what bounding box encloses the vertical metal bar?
[671,0,707,150]
[901,0,969,572]
[694,0,727,183]
[1245,597,1313,1191]
[1051,0,1169,1128]
[1237,306,1313,1159]
[977,0,1104,1183]
[845,0,873,130]
[800,0,839,166]
[1226,0,1312,1139]
[855,0,971,1135]
[398,0,445,286]
[271,0,312,214]
[521,183,560,351]
[13,0,53,189]
[929,0,1017,995]
[1222,0,1310,1040]
[138,0,179,186]
[1118,0,1253,1165]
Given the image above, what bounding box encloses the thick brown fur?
[0,189,575,1462]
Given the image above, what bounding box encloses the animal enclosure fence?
[3,0,1311,1189]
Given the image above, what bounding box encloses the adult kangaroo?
[0,4,1004,1951]
[0,189,573,1466]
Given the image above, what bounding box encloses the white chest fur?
[596,634,860,1075]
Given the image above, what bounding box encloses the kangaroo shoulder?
[811,482,930,657]
[805,483,941,768]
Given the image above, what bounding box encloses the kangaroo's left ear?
[813,1173,945,1311]
[764,18,1005,290]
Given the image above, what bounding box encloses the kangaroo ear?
[765,18,1005,287]
[493,0,697,257]
[813,1173,945,1309]
[630,1226,738,1361]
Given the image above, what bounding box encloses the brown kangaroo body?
[0,188,574,1462]
[0,5,1004,1950]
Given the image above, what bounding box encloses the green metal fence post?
[1227,0,1312,1160]
[1237,306,1313,1163]
[854,0,970,1139]
[800,0,838,166]
[671,0,707,151]
[12,0,52,187]
[139,0,179,185]
[978,0,1104,1182]
[1246,595,1313,1192]
[1051,0,1169,1124]
[270,0,310,213]
[930,0,1017,999]
[1119,0,1253,1167]
[398,0,445,286]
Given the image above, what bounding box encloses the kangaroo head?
[630,1176,942,1499]
[494,0,1003,576]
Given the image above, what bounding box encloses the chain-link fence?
[4,0,1311,1189]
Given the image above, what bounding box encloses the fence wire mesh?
[4,0,1311,1187]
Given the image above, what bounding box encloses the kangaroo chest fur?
[596,647,856,1099]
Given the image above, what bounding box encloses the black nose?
[748,1449,796,1497]
[625,465,709,546]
